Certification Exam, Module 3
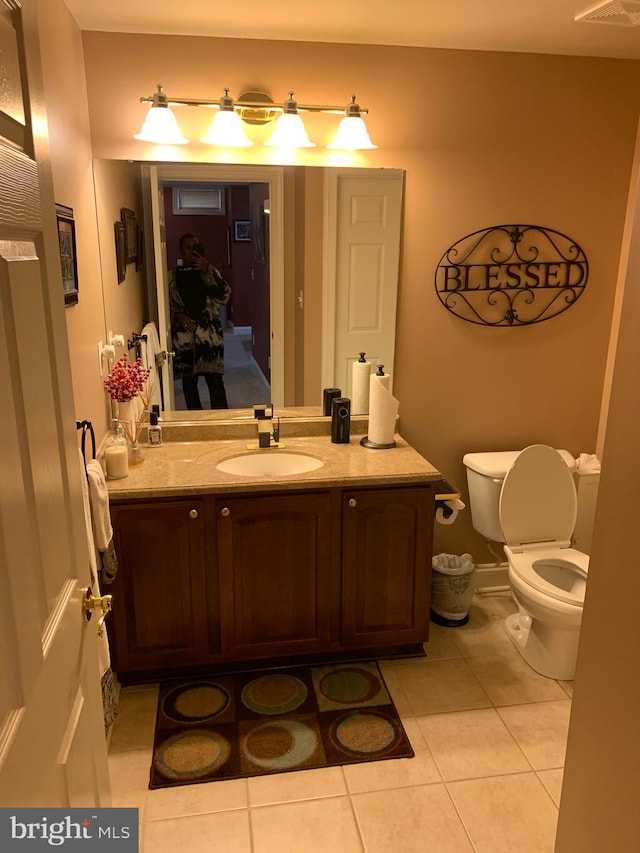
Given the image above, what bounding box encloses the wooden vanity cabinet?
[215,491,339,660]
[108,498,212,675]
[108,482,434,677]
[341,486,434,648]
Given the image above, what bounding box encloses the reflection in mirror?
[92,161,403,421]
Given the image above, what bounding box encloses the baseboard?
[473,562,509,592]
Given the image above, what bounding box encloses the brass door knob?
[221,507,230,517]
[83,587,113,638]
[189,509,198,519]
[348,498,357,507]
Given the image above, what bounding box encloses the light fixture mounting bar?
[138,94,368,116]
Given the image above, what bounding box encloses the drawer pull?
[221,507,230,517]
[189,509,198,519]
[348,498,357,508]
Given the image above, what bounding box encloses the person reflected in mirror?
[169,233,231,409]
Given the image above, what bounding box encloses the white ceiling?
[63,0,640,60]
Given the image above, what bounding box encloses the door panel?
[0,3,109,807]
[342,487,433,647]
[217,492,335,658]
[322,169,403,395]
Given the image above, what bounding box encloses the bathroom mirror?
[93,160,403,419]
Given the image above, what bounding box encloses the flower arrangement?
[104,355,153,446]
[104,355,151,403]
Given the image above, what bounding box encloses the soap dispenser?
[148,412,162,446]
[103,419,129,479]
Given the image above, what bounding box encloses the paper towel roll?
[371,369,390,391]
[352,358,372,414]
[367,372,399,446]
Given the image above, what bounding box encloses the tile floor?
[108,592,572,852]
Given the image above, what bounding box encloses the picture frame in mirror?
[121,207,138,264]
[114,221,126,283]
[234,219,251,242]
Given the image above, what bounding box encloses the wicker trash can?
[430,553,475,627]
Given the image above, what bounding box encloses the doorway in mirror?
[173,326,271,409]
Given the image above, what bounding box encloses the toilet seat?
[500,444,588,607]
[506,545,588,606]
[499,444,578,552]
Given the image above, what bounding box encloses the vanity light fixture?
[133,85,188,144]
[264,93,315,149]
[135,86,376,149]
[200,89,253,147]
[327,96,378,150]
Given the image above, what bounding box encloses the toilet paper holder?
[435,478,464,524]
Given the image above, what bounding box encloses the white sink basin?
[216,452,324,478]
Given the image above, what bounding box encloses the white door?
[144,165,175,411]
[0,0,110,807]
[321,169,404,396]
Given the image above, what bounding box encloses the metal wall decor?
[434,225,588,326]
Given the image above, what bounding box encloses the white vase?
[117,400,136,441]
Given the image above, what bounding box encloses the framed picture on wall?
[114,221,126,283]
[233,220,251,242]
[121,207,138,264]
[55,204,79,307]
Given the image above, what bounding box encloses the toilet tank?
[572,470,600,554]
[463,449,576,543]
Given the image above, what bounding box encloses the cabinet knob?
[189,509,198,519]
[348,498,357,508]
[221,507,230,517]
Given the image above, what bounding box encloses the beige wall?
[37,1,105,432]
[38,6,149,437]
[80,31,640,559]
[92,158,146,390]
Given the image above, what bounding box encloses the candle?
[104,445,128,479]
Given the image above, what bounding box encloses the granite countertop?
[106,430,442,501]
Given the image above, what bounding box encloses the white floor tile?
[107,595,566,852]
[417,708,531,781]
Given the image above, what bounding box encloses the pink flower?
[104,355,151,403]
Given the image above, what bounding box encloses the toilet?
[463,445,591,681]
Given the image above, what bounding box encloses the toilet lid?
[499,445,577,551]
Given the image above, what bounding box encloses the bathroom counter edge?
[106,433,442,501]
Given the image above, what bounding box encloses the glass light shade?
[134,105,188,144]
[265,113,315,148]
[201,110,253,147]
[327,116,377,150]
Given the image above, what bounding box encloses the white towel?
[79,451,112,677]
[80,450,118,736]
[141,321,163,409]
[575,452,601,474]
[86,459,112,551]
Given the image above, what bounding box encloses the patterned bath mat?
[149,661,413,788]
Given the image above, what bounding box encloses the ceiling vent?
[576,0,640,25]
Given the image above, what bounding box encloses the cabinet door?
[216,492,335,659]
[110,499,209,674]
[342,487,433,647]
